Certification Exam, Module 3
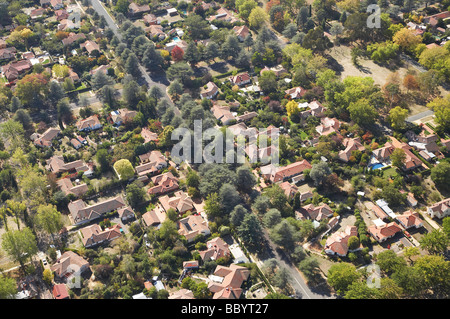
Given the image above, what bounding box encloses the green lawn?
[382,167,397,178]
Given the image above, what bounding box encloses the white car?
[42,258,48,266]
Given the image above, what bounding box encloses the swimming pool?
[173,36,181,42]
[369,163,384,170]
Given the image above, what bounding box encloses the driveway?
[406,110,434,123]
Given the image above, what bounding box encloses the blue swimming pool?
[370,163,384,170]
[173,36,181,42]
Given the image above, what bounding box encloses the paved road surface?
[406,109,434,123]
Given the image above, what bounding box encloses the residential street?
[89,0,175,109]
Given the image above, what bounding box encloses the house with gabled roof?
[30,127,60,148]
[76,115,102,131]
[52,284,70,299]
[68,196,126,225]
[141,127,158,143]
[208,264,250,299]
[285,86,306,99]
[368,222,402,243]
[142,206,167,228]
[260,159,312,183]
[324,225,359,257]
[118,206,135,222]
[46,155,89,175]
[136,150,167,176]
[300,203,334,222]
[148,172,179,196]
[50,251,90,279]
[56,178,88,197]
[233,25,250,41]
[160,191,194,215]
[79,224,122,247]
[109,108,138,126]
[427,198,450,219]
[212,104,235,125]
[201,81,219,100]
[199,237,230,262]
[396,210,423,229]
[229,72,251,86]
[338,137,365,162]
[178,214,210,242]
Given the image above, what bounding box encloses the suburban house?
[373,136,422,170]
[207,7,240,23]
[285,86,306,99]
[324,225,359,257]
[368,222,402,243]
[30,8,46,19]
[79,224,122,247]
[50,0,64,10]
[2,59,32,82]
[260,159,312,183]
[143,13,159,25]
[128,2,151,16]
[46,155,90,175]
[300,203,334,222]
[141,127,158,143]
[148,24,166,40]
[0,47,16,60]
[316,117,340,136]
[142,206,167,228]
[423,11,450,27]
[260,65,288,77]
[338,137,365,162]
[199,237,230,262]
[135,150,167,176]
[71,138,82,150]
[30,127,61,148]
[148,172,179,196]
[118,206,135,222]
[396,211,423,229]
[229,72,251,86]
[76,115,102,131]
[178,214,210,242]
[427,198,450,219]
[233,25,250,41]
[50,251,90,280]
[208,264,250,299]
[159,191,194,215]
[55,9,69,21]
[62,33,86,46]
[300,100,327,119]
[68,196,126,225]
[52,284,70,299]
[278,181,298,199]
[212,104,235,125]
[80,40,100,56]
[90,64,110,76]
[235,111,258,123]
[371,204,389,221]
[109,108,138,126]
[56,178,88,197]
[200,81,219,99]
[168,289,195,299]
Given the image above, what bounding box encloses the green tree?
[35,204,63,238]
[298,257,321,282]
[389,106,409,130]
[376,249,407,275]
[113,159,135,180]
[348,98,377,127]
[237,214,265,248]
[270,219,300,251]
[0,276,17,299]
[259,71,278,94]
[1,227,38,268]
[327,263,361,295]
[344,281,380,299]
[96,148,111,173]
[430,162,450,191]
[419,229,449,255]
[248,7,269,30]
[390,148,406,169]
[126,181,146,208]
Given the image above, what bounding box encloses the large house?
[109,108,138,126]
[46,156,90,175]
[141,127,158,143]
[260,159,312,183]
[208,264,250,299]
[212,104,235,125]
[324,225,359,257]
[30,127,61,148]
[76,115,102,131]
[300,203,334,222]
[68,196,126,225]
[52,284,70,299]
[62,33,86,46]
[79,224,122,247]
[229,73,251,86]
[199,237,230,262]
[2,60,32,82]
[159,191,194,215]
[373,136,422,171]
[142,206,167,228]
[207,7,240,23]
[135,150,167,176]
[285,86,306,99]
[338,137,365,162]
[80,40,100,56]
[128,2,151,16]
[427,198,450,219]
[56,178,88,197]
[0,47,16,60]
[316,117,340,136]
[178,214,210,242]
[148,172,179,196]
[396,211,423,229]
[368,222,402,243]
[50,251,90,280]
[233,25,250,41]
[200,82,219,100]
